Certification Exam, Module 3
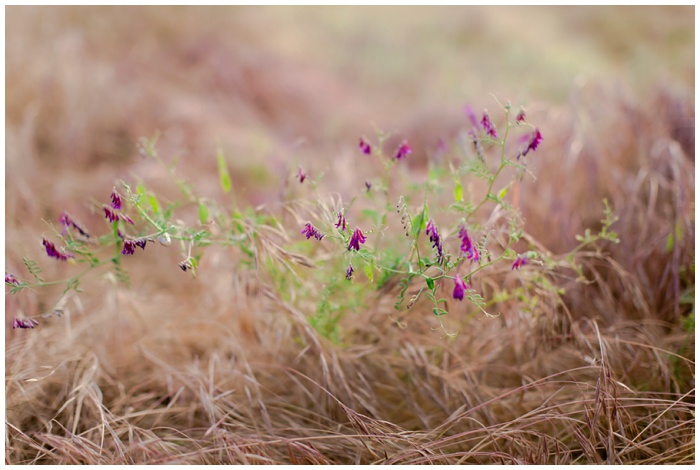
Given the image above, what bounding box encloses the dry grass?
[5,6,695,464]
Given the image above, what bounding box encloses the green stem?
[468,121,511,220]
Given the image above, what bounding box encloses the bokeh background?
[6,6,693,204]
[5,6,695,464]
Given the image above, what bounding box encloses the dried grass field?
[5,6,695,464]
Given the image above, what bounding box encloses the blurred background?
[6,6,693,202]
[5,7,695,464]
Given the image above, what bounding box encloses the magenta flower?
[42,238,71,261]
[5,273,20,285]
[12,318,39,329]
[58,211,72,229]
[453,275,469,301]
[301,222,325,241]
[297,166,307,184]
[120,234,148,255]
[120,213,135,225]
[104,207,120,223]
[345,263,354,281]
[358,138,372,155]
[335,211,347,231]
[459,226,480,262]
[59,211,90,238]
[515,110,526,124]
[394,141,412,160]
[481,113,498,138]
[110,189,123,210]
[520,129,543,157]
[512,255,529,270]
[121,239,136,255]
[348,228,367,251]
[425,219,445,265]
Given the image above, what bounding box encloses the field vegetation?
[5,6,695,464]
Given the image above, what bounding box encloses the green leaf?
[432,307,448,316]
[497,186,509,201]
[198,203,209,225]
[148,194,161,215]
[453,180,463,202]
[217,147,232,193]
[426,277,435,290]
[23,257,44,283]
[411,206,427,240]
[364,263,374,283]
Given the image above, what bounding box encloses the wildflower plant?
[6,98,618,338]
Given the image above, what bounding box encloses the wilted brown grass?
[5,6,694,464]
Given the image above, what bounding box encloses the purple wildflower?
[301,222,314,239]
[520,129,543,157]
[348,227,367,251]
[301,222,324,241]
[42,238,71,261]
[335,211,347,231]
[104,207,120,223]
[5,273,20,285]
[120,213,135,225]
[59,211,90,238]
[515,110,526,124]
[365,180,372,192]
[453,275,469,301]
[464,105,480,130]
[178,259,193,272]
[297,166,307,184]
[134,238,148,250]
[481,113,498,138]
[121,239,136,255]
[12,318,39,329]
[459,226,480,262]
[394,140,412,160]
[59,212,71,230]
[358,138,372,155]
[512,255,529,270]
[110,189,123,210]
[425,219,445,265]
[345,263,354,281]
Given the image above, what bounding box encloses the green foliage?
[112,256,130,287]
[574,199,621,249]
[6,97,627,341]
[198,202,210,225]
[23,257,44,283]
[453,179,463,203]
[465,155,492,182]
[411,204,427,240]
[216,146,232,193]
